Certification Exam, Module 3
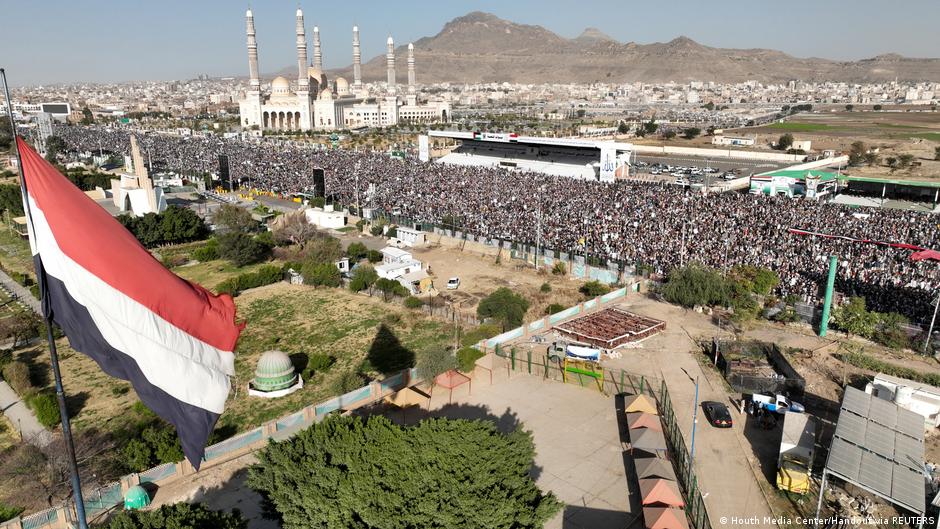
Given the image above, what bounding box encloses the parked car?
[446,277,460,290]
[702,401,733,428]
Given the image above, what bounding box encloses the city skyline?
[4,0,940,87]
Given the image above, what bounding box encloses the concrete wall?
[633,144,804,163]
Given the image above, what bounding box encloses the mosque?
[238,8,450,132]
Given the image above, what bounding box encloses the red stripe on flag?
[17,137,242,352]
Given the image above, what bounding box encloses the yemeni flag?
[16,138,242,469]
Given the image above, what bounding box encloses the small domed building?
[248,350,303,398]
[124,485,151,510]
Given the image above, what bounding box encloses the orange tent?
[627,412,663,431]
[384,386,431,410]
[643,507,690,529]
[624,394,658,414]
[432,370,471,404]
[634,457,678,482]
[639,478,685,508]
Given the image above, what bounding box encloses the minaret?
[295,8,309,91]
[407,43,416,94]
[352,26,362,91]
[313,26,322,70]
[386,36,396,95]
[246,9,260,91]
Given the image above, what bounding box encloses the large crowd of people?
[53,125,940,323]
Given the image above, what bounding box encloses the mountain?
[325,11,940,84]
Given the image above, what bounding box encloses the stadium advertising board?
[472,132,518,143]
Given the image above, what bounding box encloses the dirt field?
[733,111,940,180]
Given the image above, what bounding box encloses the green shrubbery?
[247,415,561,529]
[841,349,940,386]
[661,264,780,323]
[477,288,529,330]
[579,280,610,298]
[215,265,283,296]
[404,296,424,309]
[0,501,23,524]
[101,502,247,529]
[540,282,552,293]
[123,422,184,473]
[832,297,910,350]
[301,353,336,381]
[192,238,219,261]
[26,392,60,428]
[216,232,272,267]
[301,262,341,287]
[544,303,565,315]
[456,347,485,373]
[117,206,209,248]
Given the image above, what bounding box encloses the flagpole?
[1,68,90,529]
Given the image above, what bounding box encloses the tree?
[0,118,12,152]
[617,121,629,134]
[662,130,677,140]
[44,136,67,162]
[873,104,883,111]
[845,104,854,111]
[213,204,258,233]
[217,232,271,266]
[302,234,343,265]
[477,287,530,330]
[848,141,867,166]
[101,502,247,529]
[682,127,701,140]
[416,348,455,384]
[703,102,715,111]
[643,119,658,136]
[247,415,561,529]
[863,152,881,167]
[271,212,319,247]
[375,277,408,301]
[832,297,878,339]
[898,153,915,169]
[661,265,730,308]
[0,184,24,216]
[886,156,898,171]
[346,242,368,260]
[348,265,378,294]
[0,312,41,348]
[301,261,341,287]
[777,133,794,151]
[576,109,586,118]
[80,107,94,125]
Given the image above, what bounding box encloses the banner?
[418,135,429,162]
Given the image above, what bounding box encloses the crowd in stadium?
[53,125,940,323]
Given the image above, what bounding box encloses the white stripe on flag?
[27,195,233,414]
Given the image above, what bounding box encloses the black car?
[702,401,733,428]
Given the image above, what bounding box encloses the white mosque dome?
[335,77,349,95]
[271,76,291,95]
[321,88,333,100]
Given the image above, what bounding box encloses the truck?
[776,413,816,494]
[750,392,805,414]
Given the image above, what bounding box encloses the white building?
[394,226,426,247]
[712,135,756,147]
[237,10,448,132]
[304,205,346,229]
[866,373,940,428]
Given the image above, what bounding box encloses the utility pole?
[689,376,700,484]
[925,293,940,355]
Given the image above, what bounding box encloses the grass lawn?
[18,282,453,437]
[335,226,357,233]
[909,132,940,142]
[0,415,19,453]
[764,122,832,132]
[0,228,35,281]
[172,259,278,291]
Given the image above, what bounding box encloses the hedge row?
[842,350,940,387]
[216,265,284,296]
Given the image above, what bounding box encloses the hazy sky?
[4,0,939,87]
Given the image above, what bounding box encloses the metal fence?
[493,348,713,529]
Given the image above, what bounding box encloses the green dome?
[253,350,298,392]
[124,485,150,510]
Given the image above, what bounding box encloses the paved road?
[0,380,51,447]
